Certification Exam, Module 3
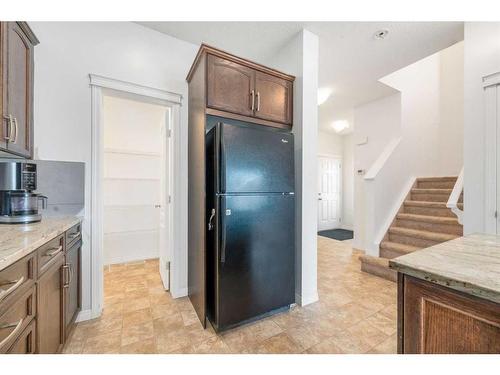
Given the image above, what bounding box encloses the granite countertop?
[0,216,82,271]
[389,233,500,304]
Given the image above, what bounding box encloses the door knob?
[154,204,161,208]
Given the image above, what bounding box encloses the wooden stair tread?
[411,188,453,194]
[396,213,460,225]
[380,241,421,255]
[416,176,458,182]
[389,226,458,241]
[404,200,463,209]
[359,254,389,267]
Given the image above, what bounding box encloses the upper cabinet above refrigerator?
[0,22,39,159]
[187,44,294,130]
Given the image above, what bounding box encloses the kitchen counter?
[389,233,500,304]
[0,216,82,271]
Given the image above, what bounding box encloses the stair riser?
[380,247,409,259]
[411,193,450,202]
[395,219,463,235]
[417,181,456,189]
[403,205,456,217]
[360,261,397,282]
[389,233,438,248]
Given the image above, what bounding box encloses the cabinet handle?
[250,90,255,111]
[69,264,74,285]
[43,246,62,257]
[0,276,25,303]
[0,318,24,350]
[256,92,261,111]
[12,117,18,144]
[62,264,70,288]
[3,114,13,141]
[69,232,81,239]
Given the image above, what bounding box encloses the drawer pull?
[43,246,62,257]
[0,277,25,303]
[0,318,24,350]
[62,264,70,288]
[69,232,81,239]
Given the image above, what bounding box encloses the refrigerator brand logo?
[281,139,289,143]
[225,209,232,216]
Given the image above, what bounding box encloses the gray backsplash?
[0,158,85,217]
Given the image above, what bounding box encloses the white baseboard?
[295,290,319,307]
[171,286,188,299]
[76,309,93,323]
[340,223,354,231]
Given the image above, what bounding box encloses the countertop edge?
[389,260,500,304]
[0,217,83,272]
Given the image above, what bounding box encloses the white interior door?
[317,156,342,231]
[159,109,171,290]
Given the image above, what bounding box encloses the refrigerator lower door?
[217,194,295,329]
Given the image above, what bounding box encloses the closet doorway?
[317,155,342,231]
[102,93,171,289]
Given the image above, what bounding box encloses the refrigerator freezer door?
[217,194,295,329]
[219,123,294,193]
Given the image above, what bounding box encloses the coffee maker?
[0,162,47,224]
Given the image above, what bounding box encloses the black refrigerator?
[206,121,295,331]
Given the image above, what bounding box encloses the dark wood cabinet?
[64,239,81,339]
[254,71,292,124]
[398,274,500,354]
[36,252,64,354]
[207,54,255,117]
[0,22,39,158]
[189,44,294,130]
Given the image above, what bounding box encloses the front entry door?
[317,156,342,231]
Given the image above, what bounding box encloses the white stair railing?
[447,167,464,224]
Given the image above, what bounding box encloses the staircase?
[359,176,463,281]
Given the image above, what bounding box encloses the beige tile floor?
[63,236,397,354]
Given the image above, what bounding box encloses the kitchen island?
[389,233,500,354]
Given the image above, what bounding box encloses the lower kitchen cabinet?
[398,274,500,354]
[6,320,36,354]
[64,240,81,338]
[36,252,64,354]
[0,221,82,354]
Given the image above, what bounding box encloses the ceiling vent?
[374,29,389,40]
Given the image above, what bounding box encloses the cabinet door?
[254,71,292,125]
[37,254,64,354]
[2,22,34,158]
[207,54,255,117]
[0,23,7,152]
[64,240,81,338]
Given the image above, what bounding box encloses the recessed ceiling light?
[331,120,350,133]
[317,88,332,106]
[374,29,389,40]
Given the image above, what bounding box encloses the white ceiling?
[138,22,464,134]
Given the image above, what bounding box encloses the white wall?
[318,130,343,156]
[342,134,354,231]
[102,95,166,265]
[352,93,401,251]
[266,29,319,306]
[31,22,198,313]
[463,23,500,235]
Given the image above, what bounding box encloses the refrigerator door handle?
[208,208,216,231]
[220,199,226,264]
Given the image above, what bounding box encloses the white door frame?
[89,74,183,320]
[317,153,342,231]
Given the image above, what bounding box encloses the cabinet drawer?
[0,252,35,308]
[38,235,64,276]
[0,285,36,353]
[6,320,36,354]
[65,223,82,248]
